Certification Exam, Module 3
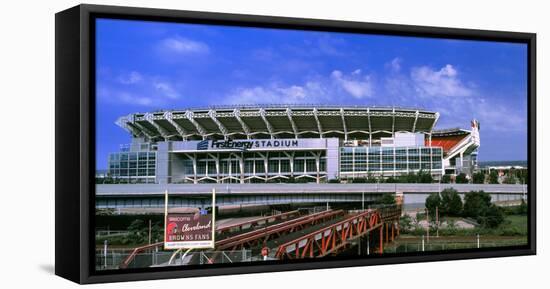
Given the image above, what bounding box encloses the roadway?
[97,183,527,196]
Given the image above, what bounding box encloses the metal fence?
[385,237,527,254]
[96,248,252,270]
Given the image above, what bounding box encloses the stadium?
[106,105,480,185]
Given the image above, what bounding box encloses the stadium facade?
[105,105,480,184]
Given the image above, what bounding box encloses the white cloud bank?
[331,69,374,99]
[98,71,181,107]
[159,36,210,54]
[411,64,472,97]
[227,69,374,104]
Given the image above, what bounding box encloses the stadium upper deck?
[115,105,439,142]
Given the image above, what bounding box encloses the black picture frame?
[55,4,536,284]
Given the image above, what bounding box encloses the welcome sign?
[164,213,214,249]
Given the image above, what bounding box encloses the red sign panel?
[164,213,214,249]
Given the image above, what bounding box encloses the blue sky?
[96,18,528,169]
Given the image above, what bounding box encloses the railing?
[274,209,382,259]
[98,249,252,270]
[386,238,527,253]
[139,104,433,114]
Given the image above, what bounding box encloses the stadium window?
[306,159,316,172]
[244,160,254,173]
[369,164,380,171]
[382,163,393,171]
[129,153,137,161]
[268,160,279,173]
[280,159,290,173]
[197,162,207,175]
[231,160,240,174]
[294,159,305,172]
[255,160,265,174]
[208,161,217,175]
[138,152,148,161]
[319,159,326,171]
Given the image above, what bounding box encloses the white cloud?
[472,99,526,132]
[98,87,154,107]
[117,92,154,106]
[411,64,472,97]
[159,36,209,54]
[386,57,402,73]
[153,81,180,99]
[225,69,375,105]
[99,71,181,107]
[331,69,374,99]
[118,71,143,84]
[227,81,326,105]
[317,35,346,56]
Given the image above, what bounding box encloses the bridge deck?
[264,216,346,252]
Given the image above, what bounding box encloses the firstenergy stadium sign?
[197,139,299,150]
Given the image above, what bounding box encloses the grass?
[403,214,527,237]
[388,214,528,253]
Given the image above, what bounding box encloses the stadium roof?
[116,105,440,141]
[432,127,471,137]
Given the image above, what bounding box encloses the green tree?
[462,190,505,228]
[425,193,441,218]
[441,174,452,184]
[440,188,463,216]
[455,173,468,184]
[463,190,492,218]
[488,170,499,184]
[379,194,397,205]
[472,172,485,184]
[516,198,528,215]
[399,214,413,232]
[404,172,418,183]
[517,170,527,184]
[418,170,433,183]
[479,205,505,228]
[125,219,147,245]
[504,174,518,184]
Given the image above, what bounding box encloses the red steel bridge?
[120,206,401,268]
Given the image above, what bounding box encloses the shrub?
[399,214,413,232]
[477,205,505,228]
[455,173,468,184]
[441,174,452,183]
[472,172,485,184]
[440,188,463,216]
[504,175,518,184]
[379,194,397,205]
[463,190,504,228]
[425,193,441,218]
[489,170,499,184]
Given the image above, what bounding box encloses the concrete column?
[192,153,197,184]
[239,152,244,184]
[315,151,320,184]
[155,141,170,184]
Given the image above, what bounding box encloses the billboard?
[164,212,214,249]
